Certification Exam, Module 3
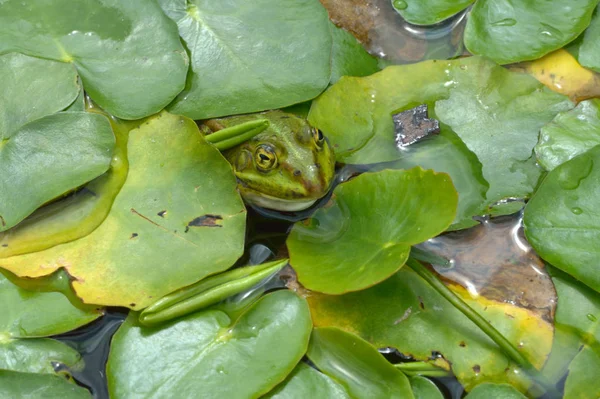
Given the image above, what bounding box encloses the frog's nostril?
[293,170,301,176]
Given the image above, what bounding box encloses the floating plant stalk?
[204,119,270,150]
[406,258,559,397]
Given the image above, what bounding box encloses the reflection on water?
[319,0,467,64]
[418,212,557,323]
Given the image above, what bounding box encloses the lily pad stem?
[205,119,270,151]
[393,361,451,378]
[406,258,558,397]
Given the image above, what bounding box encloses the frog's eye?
[313,128,325,148]
[255,144,277,171]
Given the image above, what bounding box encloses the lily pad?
[464,0,598,64]
[0,53,79,137]
[0,112,115,232]
[464,383,527,399]
[434,57,573,204]
[329,23,379,84]
[0,112,246,309]
[307,327,414,399]
[536,99,600,171]
[160,0,332,119]
[263,363,350,399]
[107,290,312,399]
[0,273,99,375]
[0,0,188,119]
[287,168,457,294]
[576,7,600,73]
[299,266,553,392]
[410,376,444,399]
[391,0,474,26]
[0,370,91,399]
[524,145,600,293]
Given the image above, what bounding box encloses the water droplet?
[588,313,597,322]
[491,18,516,27]
[557,155,593,190]
[393,0,408,10]
[538,23,562,39]
[571,207,583,215]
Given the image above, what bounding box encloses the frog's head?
[222,111,335,211]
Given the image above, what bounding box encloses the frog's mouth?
[238,188,319,212]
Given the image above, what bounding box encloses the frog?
[200,110,335,211]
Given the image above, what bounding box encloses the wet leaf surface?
[536,99,600,170]
[524,145,600,293]
[309,56,572,206]
[262,362,350,399]
[464,0,598,64]
[0,370,91,399]
[409,376,444,399]
[0,0,188,119]
[287,168,457,294]
[160,0,331,119]
[0,112,246,309]
[307,327,414,399]
[464,383,526,399]
[391,0,474,26]
[296,257,553,391]
[107,290,312,399]
[563,346,600,399]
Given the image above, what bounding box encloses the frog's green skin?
[201,110,335,211]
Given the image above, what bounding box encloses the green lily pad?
[107,290,312,399]
[524,145,600,293]
[0,111,131,258]
[329,23,379,84]
[0,112,115,232]
[536,99,600,171]
[160,0,331,119]
[308,56,571,206]
[434,57,573,204]
[0,0,188,120]
[410,376,444,399]
[0,111,246,309]
[577,7,600,73]
[0,53,79,137]
[307,327,414,399]
[369,124,488,230]
[391,0,474,26]
[302,267,553,392]
[464,383,527,399]
[564,346,600,399]
[0,273,99,375]
[464,0,598,64]
[0,370,91,399]
[263,363,350,399]
[287,168,457,294]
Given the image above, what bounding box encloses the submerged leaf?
[563,346,600,399]
[287,168,457,294]
[576,7,600,73]
[0,0,188,119]
[524,145,600,293]
[107,290,312,399]
[307,327,414,399]
[0,112,246,309]
[537,99,600,170]
[329,23,379,84]
[464,383,527,399]
[160,0,332,119]
[464,0,598,64]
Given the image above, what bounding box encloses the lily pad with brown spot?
[0,111,246,309]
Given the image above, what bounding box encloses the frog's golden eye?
[255,144,277,171]
[313,128,325,148]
